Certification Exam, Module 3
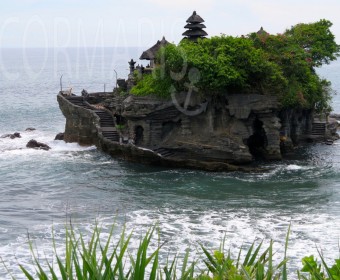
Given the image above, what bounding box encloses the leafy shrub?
[131,19,339,111]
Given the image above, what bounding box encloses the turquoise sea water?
[0,48,339,279]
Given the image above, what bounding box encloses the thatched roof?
[140,36,170,60]
[182,29,208,37]
[184,23,206,29]
[186,11,204,23]
[183,11,207,41]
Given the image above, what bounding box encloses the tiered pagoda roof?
[182,11,208,41]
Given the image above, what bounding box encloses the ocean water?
[0,48,340,279]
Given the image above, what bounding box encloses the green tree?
[249,20,339,110]
[284,19,340,67]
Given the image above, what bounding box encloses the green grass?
[3,223,340,279]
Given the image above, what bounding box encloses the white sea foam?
[0,129,95,159]
[2,206,338,279]
[286,164,305,170]
[49,140,96,152]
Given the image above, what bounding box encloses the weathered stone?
[26,139,51,150]
[279,109,313,144]
[280,136,295,155]
[57,95,100,145]
[54,133,64,140]
[227,94,278,120]
[1,132,21,139]
[25,127,36,132]
[57,90,321,171]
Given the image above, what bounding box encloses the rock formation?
[25,128,36,132]
[26,139,51,151]
[1,132,21,139]
[54,133,64,141]
[57,89,337,171]
[56,11,339,171]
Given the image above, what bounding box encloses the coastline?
[57,92,339,172]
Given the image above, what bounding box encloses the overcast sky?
[1,0,340,48]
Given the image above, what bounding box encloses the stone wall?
[279,109,313,144]
[57,95,100,145]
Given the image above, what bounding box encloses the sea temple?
[57,11,339,171]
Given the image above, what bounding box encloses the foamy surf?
[229,163,314,183]
[285,164,308,170]
[0,129,96,157]
[2,206,338,280]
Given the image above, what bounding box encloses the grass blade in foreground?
[12,224,340,280]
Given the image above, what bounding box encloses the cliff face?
[57,94,173,167]
[58,92,316,171]
[279,109,314,144]
[57,95,100,145]
[117,93,293,163]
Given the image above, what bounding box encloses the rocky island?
[58,12,340,171]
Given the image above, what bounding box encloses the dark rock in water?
[15,132,20,136]
[54,132,64,141]
[12,132,21,139]
[26,139,51,151]
[325,139,334,145]
[1,132,21,139]
[25,127,36,132]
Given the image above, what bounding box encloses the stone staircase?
[311,122,326,138]
[153,147,176,158]
[65,96,119,142]
[64,96,181,159]
[94,110,115,127]
[65,96,93,109]
[94,110,119,142]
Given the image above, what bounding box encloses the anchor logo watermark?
[169,67,208,116]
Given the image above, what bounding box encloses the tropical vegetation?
[131,20,340,112]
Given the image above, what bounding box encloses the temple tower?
[182,11,208,41]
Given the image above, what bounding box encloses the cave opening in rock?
[135,126,144,146]
[247,118,268,159]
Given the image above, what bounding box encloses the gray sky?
[1,0,340,48]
